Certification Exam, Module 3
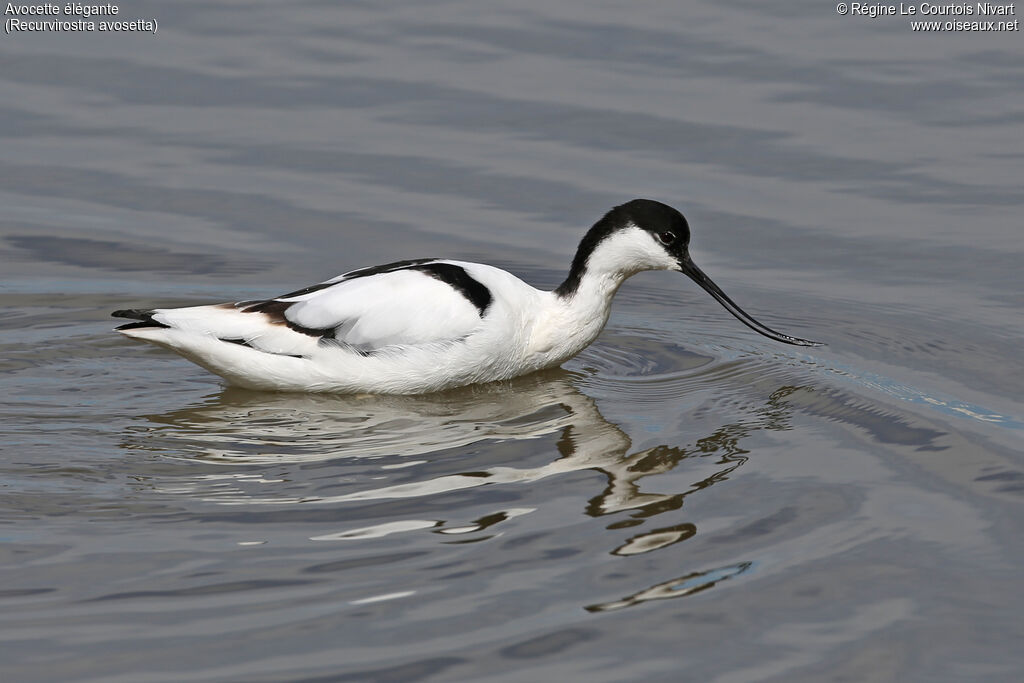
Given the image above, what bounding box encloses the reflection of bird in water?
[113,199,819,393]
[585,560,755,612]
[131,373,800,557]
[133,370,624,465]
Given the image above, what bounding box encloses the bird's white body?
[120,228,664,393]
[122,263,556,393]
[115,201,818,394]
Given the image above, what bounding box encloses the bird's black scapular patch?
[409,262,492,316]
[111,309,170,330]
[555,199,691,298]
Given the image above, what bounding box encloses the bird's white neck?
[531,228,671,365]
[526,273,627,368]
[557,269,629,348]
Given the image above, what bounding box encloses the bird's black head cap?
[556,199,690,297]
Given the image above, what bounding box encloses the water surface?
[2,2,1022,681]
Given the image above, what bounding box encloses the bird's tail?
[112,308,171,331]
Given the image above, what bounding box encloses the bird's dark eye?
[657,231,676,245]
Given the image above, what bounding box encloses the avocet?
[113,199,820,393]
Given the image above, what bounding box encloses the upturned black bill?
[679,255,823,347]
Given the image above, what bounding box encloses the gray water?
[2,2,1022,681]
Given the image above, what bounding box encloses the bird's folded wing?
[130,263,490,358]
[274,267,486,351]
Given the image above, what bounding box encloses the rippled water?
[2,2,1022,681]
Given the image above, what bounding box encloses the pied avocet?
[113,199,820,393]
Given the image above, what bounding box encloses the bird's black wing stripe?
[338,258,439,282]
[239,300,330,337]
[231,259,490,340]
[275,280,339,300]
[411,263,492,316]
[274,258,442,300]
